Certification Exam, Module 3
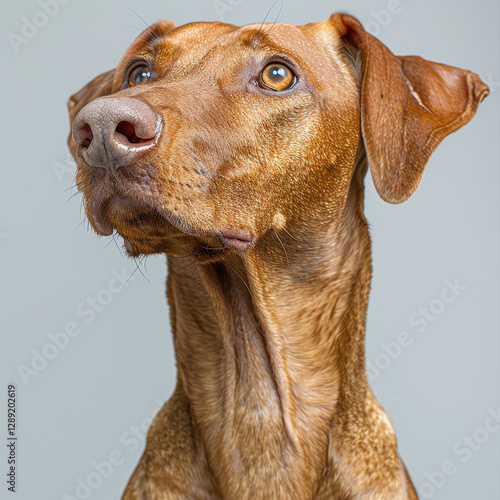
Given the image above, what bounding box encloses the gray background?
[0,0,498,498]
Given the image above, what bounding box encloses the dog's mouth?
[86,192,253,259]
[78,159,254,258]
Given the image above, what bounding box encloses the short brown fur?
[68,13,488,499]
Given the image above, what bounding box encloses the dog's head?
[68,14,488,259]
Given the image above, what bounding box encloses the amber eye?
[128,65,151,87]
[259,63,296,91]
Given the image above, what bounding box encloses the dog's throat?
[166,240,372,498]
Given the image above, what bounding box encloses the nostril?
[116,121,140,144]
[115,121,155,146]
[77,124,93,149]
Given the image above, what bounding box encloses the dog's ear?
[329,13,489,204]
[67,20,176,157]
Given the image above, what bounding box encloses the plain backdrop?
[0,0,498,499]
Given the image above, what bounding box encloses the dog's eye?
[128,65,151,87]
[259,63,296,91]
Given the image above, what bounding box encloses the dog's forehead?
[147,20,344,71]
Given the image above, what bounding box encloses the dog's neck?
[165,163,383,497]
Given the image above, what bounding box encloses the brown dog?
[67,13,488,500]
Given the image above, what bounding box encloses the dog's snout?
[72,97,161,169]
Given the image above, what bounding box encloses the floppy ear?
[330,14,489,203]
[67,20,176,157]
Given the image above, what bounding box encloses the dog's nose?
[72,97,161,169]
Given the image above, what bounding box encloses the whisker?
[134,255,151,283]
[172,259,197,275]
[263,0,284,35]
[125,25,146,32]
[282,226,298,241]
[64,184,79,193]
[110,232,126,256]
[226,261,252,296]
[214,172,230,182]
[122,255,149,285]
[128,8,149,28]
[99,233,117,253]
[257,0,281,34]
[274,228,290,272]
[74,218,88,231]
[66,191,82,203]
[57,154,75,166]
[190,151,219,193]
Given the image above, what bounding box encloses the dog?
[67,12,488,499]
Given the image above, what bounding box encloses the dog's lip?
[90,199,114,236]
[123,238,135,254]
[102,195,190,237]
[218,229,253,251]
